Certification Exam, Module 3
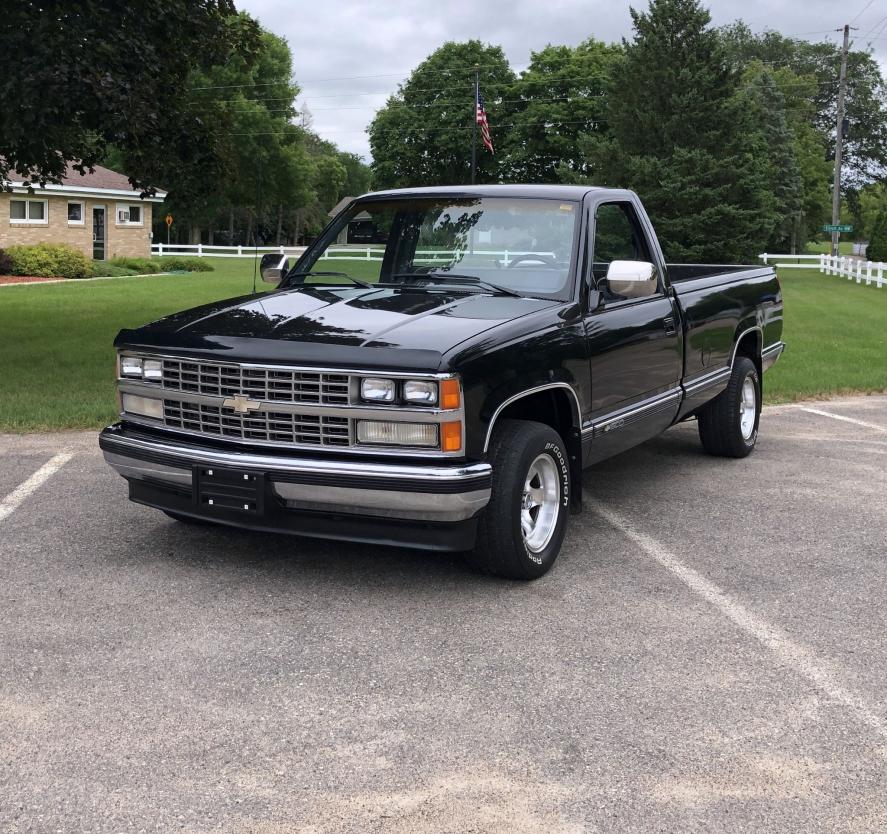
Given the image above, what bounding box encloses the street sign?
[823,224,852,233]
[165,214,173,227]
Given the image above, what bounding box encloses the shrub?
[866,208,887,263]
[160,256,214,273]
[0,248,13,275]
[93,264,138,278]
[5,243,93,279]
[51,243,95,279]
[108,256,163,274]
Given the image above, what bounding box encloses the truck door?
[583,200,683,464]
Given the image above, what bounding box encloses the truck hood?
[115,284,559,372]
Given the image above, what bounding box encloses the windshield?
[285,196,580,299]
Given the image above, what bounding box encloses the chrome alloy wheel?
[520,454,561,553]
[739,377,757,440]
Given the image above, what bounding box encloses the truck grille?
[163,400,350,447]
[161,358,350,406]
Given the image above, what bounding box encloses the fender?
[481,381,584,512]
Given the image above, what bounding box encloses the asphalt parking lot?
[1,396,886,833]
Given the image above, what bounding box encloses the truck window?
[291,197,580,300]
[592,202,658,300]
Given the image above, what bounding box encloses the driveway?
[1,397,886,832]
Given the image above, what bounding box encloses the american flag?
[476,89,494,154]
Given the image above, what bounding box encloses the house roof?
[61,163,138,191]
[4,161,167,202]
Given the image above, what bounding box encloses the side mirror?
[260,254,289,285]
[604,260,657,299]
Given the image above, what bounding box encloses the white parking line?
[595,504,887,741]
[799,407,887,433]
[0,452,74,523]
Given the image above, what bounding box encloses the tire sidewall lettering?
[519,441,570,564]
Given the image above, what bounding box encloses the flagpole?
[471,64,479,184]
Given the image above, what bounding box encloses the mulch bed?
[0,275,63,285]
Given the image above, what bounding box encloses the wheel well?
[488,388,583,511]
[734,329,763,378]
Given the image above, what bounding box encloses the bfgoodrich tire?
[468,419,571,580]
[697,356,761,458]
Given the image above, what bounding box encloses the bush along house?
[0,164,167,261]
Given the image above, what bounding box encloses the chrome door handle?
[663,317,677,336]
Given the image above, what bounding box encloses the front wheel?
[468,419,571,580]
[697,356,761,458]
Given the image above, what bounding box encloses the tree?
[369,41,516,188]
[847,182,887,242]
[506,40,621,183]
[740,66,803,251]
[189,27,313,244]
[589,0,775,262]
[337,152,373,197]
[720,24,887,185]
[0,1,258,192]
[865,207,887,262]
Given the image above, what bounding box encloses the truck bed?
[667,264,774,294]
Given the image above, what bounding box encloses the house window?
[9,198,47,224]
[67,202,84,225]
[115,203,143,226]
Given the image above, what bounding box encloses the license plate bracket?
[193,466,265,515]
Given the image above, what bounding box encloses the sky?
[240,0,887,160]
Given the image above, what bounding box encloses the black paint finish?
[115,186,783,471]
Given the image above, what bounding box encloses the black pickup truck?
[101,185,784,578]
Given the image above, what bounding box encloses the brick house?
[0,164,167,260]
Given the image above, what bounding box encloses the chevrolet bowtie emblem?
[223,394,262,414]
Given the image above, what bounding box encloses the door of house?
[92,207,106,260]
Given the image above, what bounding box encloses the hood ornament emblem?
[223,394,262,415]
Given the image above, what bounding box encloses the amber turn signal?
[440,378,461,410]
[441,421,462,452]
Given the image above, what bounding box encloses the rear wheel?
[697,356,760,458]
[468,419,570,580]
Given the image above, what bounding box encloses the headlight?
[403,380,438,405]
[357,421,439,447]
[360,378,396,402]
[120,356,143,377]
[142,359,163,380]
[121,393,163,420]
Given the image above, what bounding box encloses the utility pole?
[831,24,851,258]
[471,64,479,185]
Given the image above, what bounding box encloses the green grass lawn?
[765,267,887,402]
[0,257,271,431]
[0,261,885,431]
[804,240,858,255]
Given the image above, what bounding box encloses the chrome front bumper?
[100,425,491,523]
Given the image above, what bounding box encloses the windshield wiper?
[287,271,373,289]
[392,272,524,298]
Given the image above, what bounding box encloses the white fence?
[152,243,308,259]
[759,252,884,288]
[152,243,554,268]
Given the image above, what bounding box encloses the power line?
[186,42,868,96]
[850,0,877,24]
[214,104,837,138]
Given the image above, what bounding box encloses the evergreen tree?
[369,41,516,188]
[589,0,774,262]
[865,208,887,263]
[740,67,803,252]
